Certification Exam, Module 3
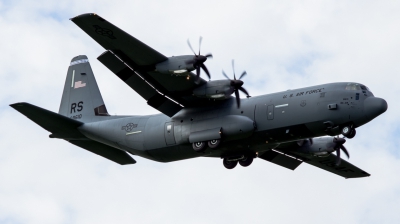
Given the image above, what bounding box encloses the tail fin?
[59,55,110,122]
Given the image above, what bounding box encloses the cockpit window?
[345,83,361,91]
[360,85,370,91]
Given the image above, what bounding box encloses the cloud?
[1,0,400,223]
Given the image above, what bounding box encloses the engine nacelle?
[192,80,234,100]
[155,55,195,75]
[295,137,336,157]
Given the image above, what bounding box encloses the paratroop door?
[164,122,176,145]
[267,105,274,120]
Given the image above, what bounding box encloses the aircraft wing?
[71,14,167,66]
[298,153,370,179]
[267,145,370,179]
[71,13,213,117]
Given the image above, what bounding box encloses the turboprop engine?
[294,136,350,166]
[155,55,196,75]
[192,80,233,100]
[155,37,213,81]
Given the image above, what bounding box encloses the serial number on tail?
[70,114,82,119]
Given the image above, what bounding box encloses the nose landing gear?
[341,125,356,139]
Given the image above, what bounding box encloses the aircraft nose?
[364,97,388,119]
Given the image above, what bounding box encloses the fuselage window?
[167,125,172,133]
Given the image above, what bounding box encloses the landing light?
[210,94,225,99]
[171,69,188,74]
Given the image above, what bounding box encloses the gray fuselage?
[79,82,387,162]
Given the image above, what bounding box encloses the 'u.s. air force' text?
[283,88,325,99]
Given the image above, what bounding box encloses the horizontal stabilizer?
[10,102,86,139]
[69,140,136,165]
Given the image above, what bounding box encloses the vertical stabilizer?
[59,55,109,122]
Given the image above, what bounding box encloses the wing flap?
[97,51,182,117]
[259,150,302,170]
[97,50,158,100]
[69,140,136,165]
[71,13,167,66]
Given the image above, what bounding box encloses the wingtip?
[70,13,99,21]
[9,102,27,108]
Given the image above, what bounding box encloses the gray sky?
[1,0,400,223]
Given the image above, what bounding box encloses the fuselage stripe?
[126,131,142,135]
[275,104,289,108]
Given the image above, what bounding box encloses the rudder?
[59,55,110,122]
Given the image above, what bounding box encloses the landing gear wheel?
[347,129,356,139]
[223,158,238,169]
[341,126,352,136]
[208,139,221,149]
[239,156,254,167]
[192,142,206,152]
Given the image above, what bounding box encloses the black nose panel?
[364,97,388,119]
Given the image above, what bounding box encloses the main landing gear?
[192,139,221,152]
[223,155,254,169]
[191,140,255,169]
[341,125,356,139]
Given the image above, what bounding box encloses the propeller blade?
[200,64,211,80]
[198,36,203,55]
[340,145,350,159]
[222,70,229,80]
[196,66,200,79]
[205,53,213,58]
[238,86,249,96]
[187,39,196,55]
[335,148,341,166]
[239,71,247,80]
[235,89,240,108]
[232,60,236,80]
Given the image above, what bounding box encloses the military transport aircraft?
[11,13,388,178]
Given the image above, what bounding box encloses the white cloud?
[1,0,400,223]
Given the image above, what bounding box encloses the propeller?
[333,136,350,166]
[222,60,250,108]
[186,37,213,82]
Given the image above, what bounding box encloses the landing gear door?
[267,105,274,120]
[164,122,176,145]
